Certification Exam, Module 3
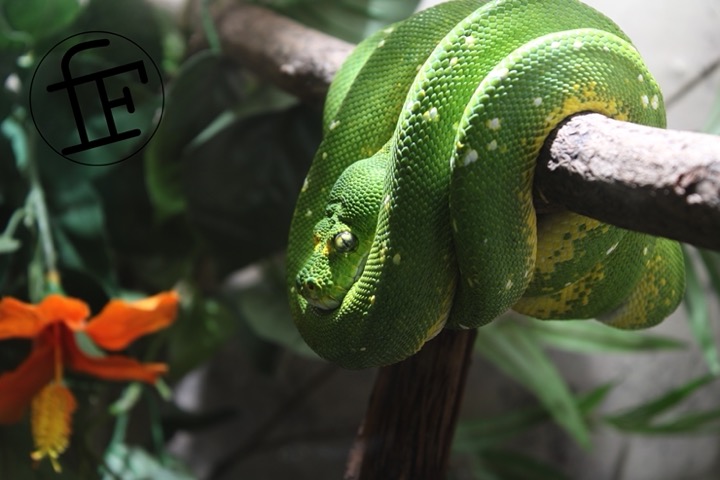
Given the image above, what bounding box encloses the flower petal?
[0,297,46,339]
[84,291,179,351]
[63,329,167,384]
[38,295,89,331]
[0,336,55,423]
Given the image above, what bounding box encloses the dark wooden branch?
[190,2,720,251]
[186,3,352,105]
[344,328,478,480]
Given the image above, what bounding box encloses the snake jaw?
[306,295,341,311]
[298,251,369,311]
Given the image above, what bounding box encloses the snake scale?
[286,0,685,369]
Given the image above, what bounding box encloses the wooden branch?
[191,2,720,251]
[536,114,720,250]
[344,328,478,480]
[186,3,352,105]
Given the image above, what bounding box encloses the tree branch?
[344,328,477,480]
[190,2,720,251]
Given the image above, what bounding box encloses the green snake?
[286,0,685,369]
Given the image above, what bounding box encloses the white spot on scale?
[359,347,367,351]
[487,118,501,130]
[463,149,478,166]
[651,95,660,110]
[450,57,459,67]
[573,40,583,49]
[301,177,309,192]
[487,140,498,151]
[322,152,328,160]
[551,41,561,49]
[533,97,543,106]
[305,209,312,218]
[329,119,341,130]
[641,95,650,107]
[606,241,620,255]
[464,35,476,46]
[643,246,649,256]
[494,67,509,80]
[393,253,401,265]
[407,100,421,113]
[505,278,514,290]
[378,39,385,48]
[369,295,376,305]
[423,107,439,121]
[637,74,644,82]
[383,26,394,34]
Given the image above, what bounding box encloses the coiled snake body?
[287,0,685,369]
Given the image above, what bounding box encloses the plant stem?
[24,125,61,293]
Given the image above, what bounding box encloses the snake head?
[296,213,367,310]
[296,154,387,311]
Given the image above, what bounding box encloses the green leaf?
[1,114,28,171]
[3,0,81,43]
[66,0,164,65]
[454,384,612,452]
[604,375,718,434]
[109,382,143,415]
[102,444,194,480]
[705,85,720,135]
[682,247,720,375]
[183,105,319,274]
[145,51,236,219]
[49,182,117,295]
[0,235,19,253]
[146,49,299,222]
[270,0,422,43]
[166,291,238,380]
[226,258,318,359]
[474,448,571,480]
[523,317,684,353]
[474,321,591,447]
[699,249,720,297]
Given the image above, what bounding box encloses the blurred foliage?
[0,0,718,478]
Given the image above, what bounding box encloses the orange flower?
[0,291,179,471]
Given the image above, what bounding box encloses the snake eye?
[333,231,357,253]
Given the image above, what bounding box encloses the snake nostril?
[297,276,318,294]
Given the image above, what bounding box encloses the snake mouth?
[301,253,369,312]
[306,295,341,311]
